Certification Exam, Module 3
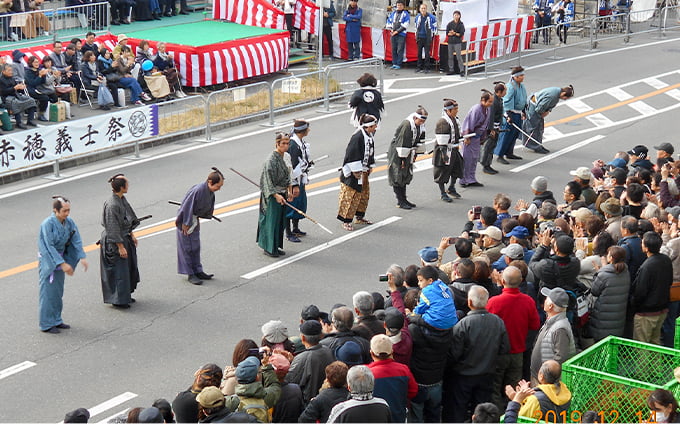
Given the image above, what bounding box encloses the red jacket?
[368,359,419,423]
[389,290,413,366]
[487,287,540,354]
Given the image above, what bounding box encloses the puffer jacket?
[589,263,630,341]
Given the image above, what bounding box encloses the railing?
[156,95,208,137]
[0,1,109,49]
[320,57,383,112]
[204,81,271,140]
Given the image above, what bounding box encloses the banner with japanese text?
[0,104,159,175]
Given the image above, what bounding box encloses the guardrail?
[471,4,677,76]
[1,1,109,49]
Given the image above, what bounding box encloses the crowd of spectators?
[0,31,185,129]
[60,146,680,422]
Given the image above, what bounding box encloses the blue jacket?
[413,280,458,329]
[343,6,362,43]
[386,9,410,37]
[323,2,336,27]
[503,77,528,113]
[414,13,437,40]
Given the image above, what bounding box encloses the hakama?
[523,86,562,150]
[175,181,216,275]
[257,150,292,255]
[338,127,375,223]
[460,103,490,185]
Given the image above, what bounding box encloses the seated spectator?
[327,365,391,423]
[97,47,125,106]
[22,0,50,39]
[224,355,281,422]
[135,39,155,65]
[40,56,72,103]
[153,41,186,97]
[0,63,38,129]
[112,46,151,104]
[80,50,100,89]
[172,363,223,424]
[299,361,350,423]
[221,339,258,396]
[0,0,16,42]
[24,55,52,121]
[81,32,99,57]
[10,50,25,81]
[134,0,162,21]
[109,0,131,25]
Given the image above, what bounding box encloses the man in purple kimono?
[176,168,224,285]
[460,92,493,187]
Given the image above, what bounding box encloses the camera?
[448,237,458,245]
[248,347,268,359]
[379,274,389,282]
[472,205,482,220]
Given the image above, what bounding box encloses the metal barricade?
[50,1,110,39]
[268,70,325,125]
[204,81,270,140]
[320,58,383,112]
[3,9,51,44]
[156,95,207,137]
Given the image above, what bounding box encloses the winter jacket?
[413,279,458,329]
[487,287,541,354]
[449,309,509,376]
[352,314,387,341]
[589,263,630,341]
[320,330,371,364]
[286,344,335,403]
[518,382,572,422]
[342,6,362,43]
[368,359,418,423]
[298,386,349,423]
[529,245,581,293]
[631,253,673,313]
[408,323,452,385]
[225,364,281,423]
[272,382,304,423]
[530,313,575,379]
[618,235,645,282]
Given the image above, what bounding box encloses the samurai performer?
[175,167,224,285]
[337,113,378,231]
[286,119,312,243]
[479,81,507,175]
[349,73,384,126]
[100,174,140,309]
[523,85,574,154]
[433,99,464,202]
[258,133,297,258]
[38,196,87,334]
[459,91,493,188]
[388,106,428,209]
[495,66,527,164]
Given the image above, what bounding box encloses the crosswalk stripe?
[88,392,138,418]
[586,113,614,127]
[565,98,593,113]
[643,77,669,89]
[628,100,657,115]
[543,126,564,141]
[666,88,680,102]
[606,87,634,101]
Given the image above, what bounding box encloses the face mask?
[655,412,668,423]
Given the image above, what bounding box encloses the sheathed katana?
[95,215,152,245]
[229,167,334,235]
[167,200,222,222]
[509,121,546,148]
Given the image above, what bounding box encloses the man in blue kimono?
[523,85,574,154]
[38,196,87,334]
[176,168,224,285]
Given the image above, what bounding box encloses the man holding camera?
[529,230,580,303]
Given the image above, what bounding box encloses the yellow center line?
[2,83,675,279]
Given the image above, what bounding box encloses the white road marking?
[241,216,402,280]
[511,135,606,173]
[643,77,669,89]
[666,88,680,102]
[87,392,138,418]
[628,100,657,115]
[586,113,615,127]
[542,127,564,141]
[96,408,130,424]
[564,98,593,113]
[606,87,634,101]
[0,361,36,381]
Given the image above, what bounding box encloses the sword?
[96,215,152,245]
[168,200,223,223]
[509,121,546,148]
[229,167,334,235]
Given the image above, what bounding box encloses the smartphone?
[472,205,482,220]
[379,274,388,282]
[448,237,458,245]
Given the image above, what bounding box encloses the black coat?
[631,253,673,313]
[529,245,581,293]
[409,323,453,385]
[298,387,349,423]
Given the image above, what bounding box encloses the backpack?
[237,397,270,423]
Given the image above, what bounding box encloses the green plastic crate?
[562,336,680,423]
[675,316,680,350]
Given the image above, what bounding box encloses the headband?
[293,122,309,131]
[443,103,458,110]
[512,71,525,77]
[415,113,428,120]
[361,118,377,127]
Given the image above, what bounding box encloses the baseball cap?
[370,334,393,356]
[627,145,648,159]
[570,167,591,180]
[500,243,524,260]
[196,386,226,408]
[606,158,627,169]
[555,235,574,255]
[300,319,323,336]
[600,198,622,216]
[138,407,164,423]
[301,304,320,321]
[507,226,529,240]
[571,207,593,223]
[540,286,569,308]
[384,307,404,330]
[666,206,680,220]
[478,226,503,241]
[655,142,674,155]
[418,246,438,263]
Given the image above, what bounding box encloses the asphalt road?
[1,31,679,422]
